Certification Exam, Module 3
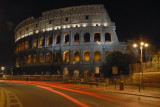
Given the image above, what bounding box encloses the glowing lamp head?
[133,44,137,48]
[140,42,144,46]
[145,43,148,47]
[1,66,5,71]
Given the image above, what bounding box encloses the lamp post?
[133,42,149,92]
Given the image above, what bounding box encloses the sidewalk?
[80,83,160,98]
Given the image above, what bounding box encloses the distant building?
[14,4,126,77]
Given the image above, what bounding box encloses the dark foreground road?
[0,80,160,107]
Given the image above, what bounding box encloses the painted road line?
[2,88,23,107]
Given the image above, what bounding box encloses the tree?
[101,51,136,77]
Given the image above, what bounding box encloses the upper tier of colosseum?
[14,4,115,42]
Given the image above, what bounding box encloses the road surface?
[0,80,160,107]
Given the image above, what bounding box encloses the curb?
[103,89,160,99]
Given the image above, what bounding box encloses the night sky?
[0,0,160,66]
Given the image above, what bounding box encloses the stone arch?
[55,52,61,62]
[84,70,89,78]
[46,52,52,63]
[21,42,24,50]
[64,33,70,43]
[63,51,69,62]
[25,41,28,49]
[33,53,37,64]
[40,36,45,47]
[94,51,101,61]
[34,37,38,48]
[74,33,80,42]
[56,34,61,44]
[27,54,32,64]
[84,33,90,42]
[39,52,44,63]
[73,70,79,78]
[47,35,53,46]
[83,50,90,61]
[63,67,69,77]
[73,51,80,62]
[94,32,101,42]
[105,50,111,60]
[105,32,111,42]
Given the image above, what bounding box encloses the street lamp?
[133,42,149,92]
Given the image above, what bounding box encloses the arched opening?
[84,70,89,78]
[28,55,32,64]
[21,42,24,50]
[94,33,101,42]
[20,56,24,65]
[29,39,32,48]
[46,52,52,63]
[55,52,61,62]
[24,56,27,64]
[73,70,79,78]
[39,53,44,63]
[34,38,38,48]
[94,51,101,61]
[64,34,70,43]
[63,67,69,77]
[105,33,111,42]
[25,41,28,49]
[83,51,90,61]
[47,35,53,46]
[16,45,18,53]
[74,33,80,42]
[63,51,69,62]
[33,54,37,64]
[73,51,80,62]
[56,34,61,44]
[19,43,21,51]
[105,50,111,57]
[40,36,45,47]
[84,33,90,42]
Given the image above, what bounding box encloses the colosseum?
[14,4,126,77]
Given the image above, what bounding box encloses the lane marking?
[1,88,23,107]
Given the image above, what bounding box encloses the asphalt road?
[0,80,160,107]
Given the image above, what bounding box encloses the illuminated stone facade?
[14,4,126,77]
